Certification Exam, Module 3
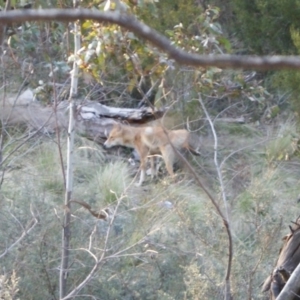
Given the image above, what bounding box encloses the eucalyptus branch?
[0,9,300,70]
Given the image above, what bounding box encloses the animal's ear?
[115,123,122,131]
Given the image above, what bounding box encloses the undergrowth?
[1,118,300,299]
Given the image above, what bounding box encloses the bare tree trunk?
[59,2,80,297]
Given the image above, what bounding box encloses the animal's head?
[103,124,123,148]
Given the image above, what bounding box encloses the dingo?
[104,123,199,186]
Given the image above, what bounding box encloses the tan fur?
[104,123,199,186]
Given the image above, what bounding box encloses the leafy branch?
[0,9,300,70]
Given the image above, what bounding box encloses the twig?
[51,63,66,187]
[199,95,229,214]
[199,95,232,300]
[0,205,38,259]
[160,96,233,299]
[60,193,128,299]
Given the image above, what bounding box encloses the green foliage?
[79,18,169,105]
[231,0,300,54]
[91,161,131,205]
[223,124,260,137]
[76,2,237,109]
[270,69,300,116]
[195,0,300,120]
[34,143,65,196]
[290,25,300,53]
[163,6,231,54]
[265,119,300,162]
[138,0,203,34]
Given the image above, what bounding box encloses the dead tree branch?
[0,9,300,70]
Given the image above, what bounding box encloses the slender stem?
[199,95,232,299]
[59,6,80,297]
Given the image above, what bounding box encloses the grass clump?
[79,160,131,205]
[265,126,300,162]
[33,141,66,196]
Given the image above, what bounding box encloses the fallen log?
[76,101,165,142]
[0,89,165,141]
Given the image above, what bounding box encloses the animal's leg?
[161,146,175,178]
[150,156,156,179]
[136,146,148,186]
[156,157,162,174]
[137,167,145,186]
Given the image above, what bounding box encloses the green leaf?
[218,37,232,53]
[82,20,93,31]
[209,22,223,35]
